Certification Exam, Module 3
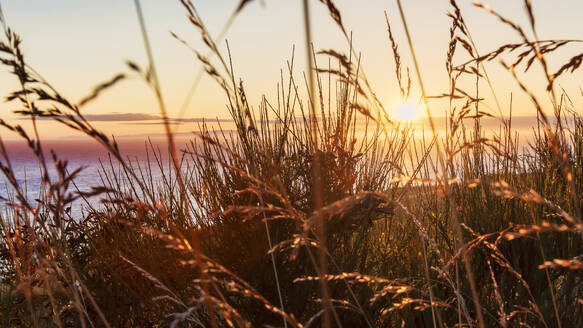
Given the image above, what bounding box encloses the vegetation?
[1,0,583,326]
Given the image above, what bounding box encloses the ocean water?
[0,116,550,219]
[0,138,178,218]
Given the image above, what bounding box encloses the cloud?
[23,112,233,123]
[414,115,564,129]
[23,112,563,131]
[119,121,185,126]
[83,113,233,123]
[83,113,162,121]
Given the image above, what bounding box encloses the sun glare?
[393,102,420,122]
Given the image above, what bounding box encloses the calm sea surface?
[0,116,546,218]
[1,138,179,217]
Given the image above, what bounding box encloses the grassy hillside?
[1,0,583,327]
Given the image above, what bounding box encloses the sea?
[0,116,552,219]
[0,137,179,218]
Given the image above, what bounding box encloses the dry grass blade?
[77,73,126,107]
[384,11,410,100]
[319,0,346,34]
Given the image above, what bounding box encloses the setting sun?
[393,102,421,121]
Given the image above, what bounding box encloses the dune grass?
[1,0,583,327]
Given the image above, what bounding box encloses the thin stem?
[302,1,339,328]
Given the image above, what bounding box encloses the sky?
[0,0,582,140]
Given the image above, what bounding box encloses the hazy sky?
[1,0,582,139]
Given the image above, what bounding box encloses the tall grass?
[1,0,583,327]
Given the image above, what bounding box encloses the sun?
[393,102,421,122]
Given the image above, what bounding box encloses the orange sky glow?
[1,0,582,140]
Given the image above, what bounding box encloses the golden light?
[393,102,421,122]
